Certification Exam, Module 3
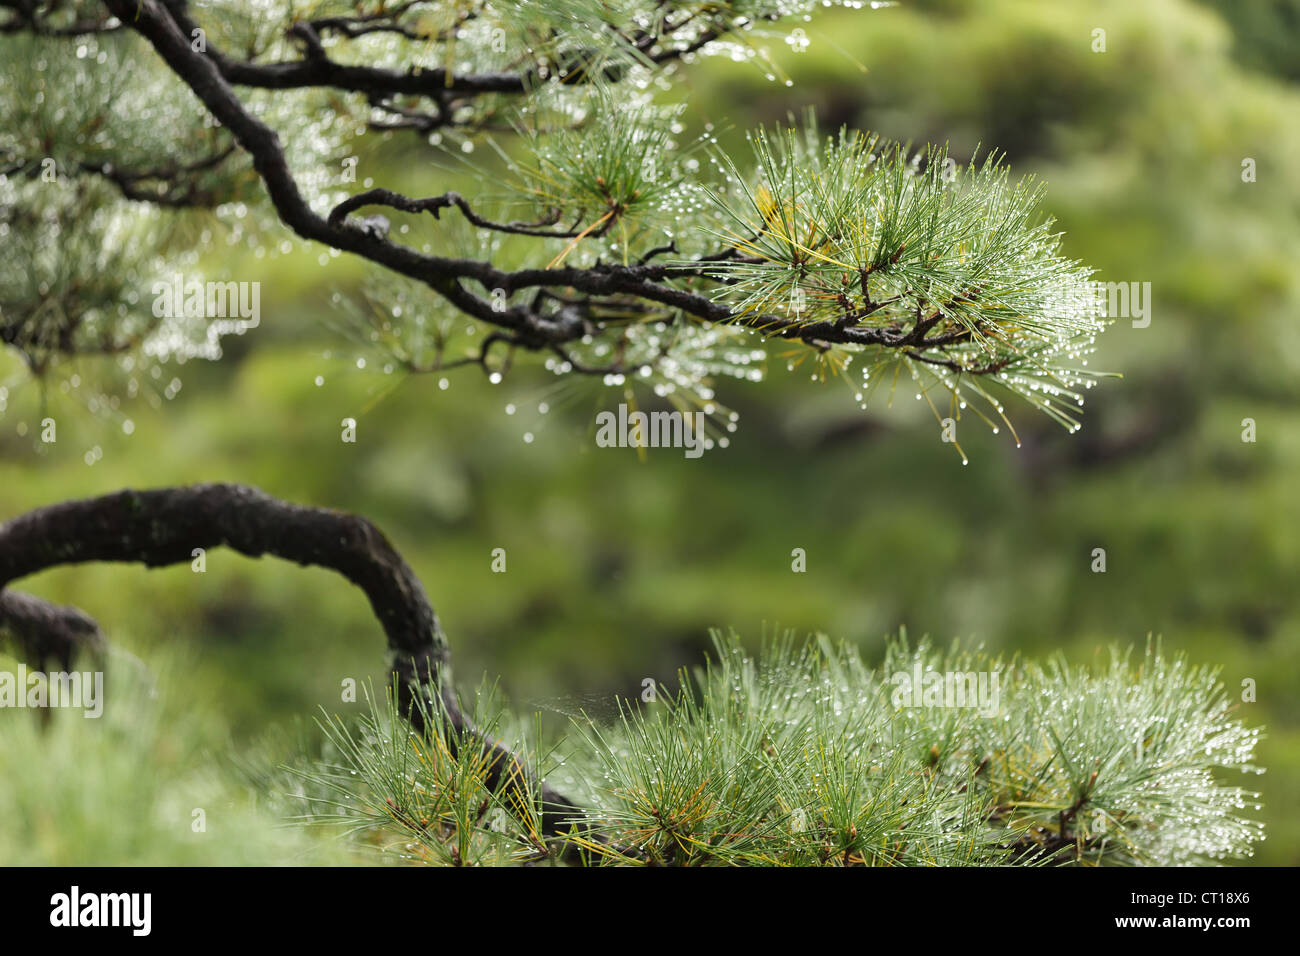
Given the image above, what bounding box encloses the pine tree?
[0,1,1262,864]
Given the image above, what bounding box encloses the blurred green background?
[2,0,1297,863]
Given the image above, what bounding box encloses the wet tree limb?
[0,483,585,838]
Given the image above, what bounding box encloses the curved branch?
[0,483,585,838]
[0,483,447,667]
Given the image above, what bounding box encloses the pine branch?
[296,631,1264,866]
[1,0,1116,444]
[0,483,587,838]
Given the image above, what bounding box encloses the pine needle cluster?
[286,634,1263,866]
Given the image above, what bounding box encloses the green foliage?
[277,680,554,865]
[0,24,342,389]
[3,0,1296,866]
[497,98,689,236]
[1,0,1119,449]
[289,633,1263,866]
[701,125,1113,440]
[0,647,350,865]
